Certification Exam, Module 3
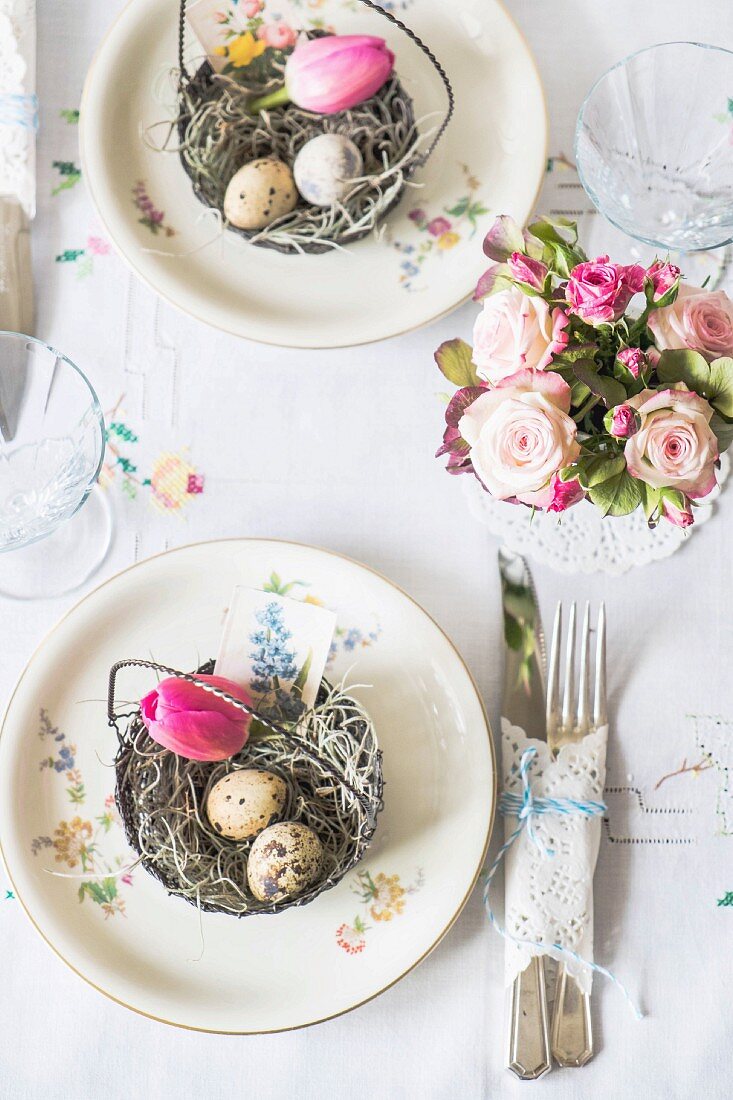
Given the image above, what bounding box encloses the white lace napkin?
[501,717,608,994]
[0,0,36,215]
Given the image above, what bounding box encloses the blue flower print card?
[214,587,336,717]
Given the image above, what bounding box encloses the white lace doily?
[502,717,607,994]
[464,452,730,575]
[0,0,35,217]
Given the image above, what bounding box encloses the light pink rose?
[471,287,563,384]
[616,346,646,378]
[646,260,681,301]
[242,0,264,16]
[547,474,584,513]
[567,256,645,324]
[624,386,718,498]
[648,285,733,361]
[257,20,298,49]
[458,368,581,508]
[507,251,548,291]
[606,403,640,440]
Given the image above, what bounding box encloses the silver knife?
[499,547,551,1081]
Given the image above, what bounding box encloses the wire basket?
[174,0,453,254]
[108,658,383,917]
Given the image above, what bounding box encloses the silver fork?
[546,601,606,1068]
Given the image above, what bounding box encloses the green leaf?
[293,648,312,694]
[576,454,626,490]
[710,411,733,452]
[588,469,642,517]
[638,482,662,523]
[656,349,710,392]
[572,362,626,409]
[708,357,733,417]
[434,339,480,387]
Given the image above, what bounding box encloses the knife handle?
[551,967,593,1067]
[506,956,552,1080]
[0,199,34,335]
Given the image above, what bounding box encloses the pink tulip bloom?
[250,35,394,115]
[140,675,253,761]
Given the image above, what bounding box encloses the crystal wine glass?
[575,42,733,254]
[0,332,111,599]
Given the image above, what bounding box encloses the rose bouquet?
[436,215,733,527]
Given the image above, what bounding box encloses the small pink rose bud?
[616,346,646,378]
[604,403,640,439]
[546,473,584,513]
[661,494,694,528]
[507,251,549,291]
[646,260,681,301]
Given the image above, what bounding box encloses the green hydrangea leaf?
[708,357,733,417]
[434,339,480,387]
[710,411,733,451]
[576,453,626,490]
[572,362,627,409]
[589,469,642,517]
[638,482,662,523]
[656,349,710,391]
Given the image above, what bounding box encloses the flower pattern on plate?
[132,180,175,237]
[30,713,133,919]
[393,164,489,291]
[336,868,424,953]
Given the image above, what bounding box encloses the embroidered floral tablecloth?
[1,2,732,1098]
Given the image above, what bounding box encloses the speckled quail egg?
[206,769,288,842]
[223,157,298,230]
[293,133,364,207]
[247,821,323,903]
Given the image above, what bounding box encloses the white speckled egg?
[206,769,288,841]
[223,158,298,230]
[293,134,364,207]
[247,821,323,903]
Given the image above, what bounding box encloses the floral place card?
[214,586,336,717]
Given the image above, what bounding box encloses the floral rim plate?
[79,0,547,347]
[0,539,495,1032]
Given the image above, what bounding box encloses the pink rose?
[616,346,646,378]
[458,369,581,508]
[646,260,681,301]
[257,20,298,49]
[547,474,584,513]
[242,0,264,16]
[567,256,645,324]
[661,492,694,528]
[624,386,718,498]
[605,403,640,439]
[507,251,548,291]
[427,216,452,237]
[472,287,565,384]
[648,285,733,361]
[140,675,252,761]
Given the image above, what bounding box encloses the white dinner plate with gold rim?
[0,539,495,1032]
[80,0,547,348]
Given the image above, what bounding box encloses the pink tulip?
[249,35,394,115]
[140,675,253,762]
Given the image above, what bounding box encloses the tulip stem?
[248,85,291,114]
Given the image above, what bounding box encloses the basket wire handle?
[177,0,454,162]
[108,658,379,828]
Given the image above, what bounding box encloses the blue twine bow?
[484,745,643,1020]
[0,93,38,131]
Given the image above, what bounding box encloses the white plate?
[0,539,495,1032]
[80,0,547,347]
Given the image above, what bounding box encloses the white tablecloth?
[2,2,733,1097]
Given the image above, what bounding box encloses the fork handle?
[551,966,593,1067]
[506,956,552,1080]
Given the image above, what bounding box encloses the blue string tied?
[0,93,39,131]
[485,745,644,1020]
